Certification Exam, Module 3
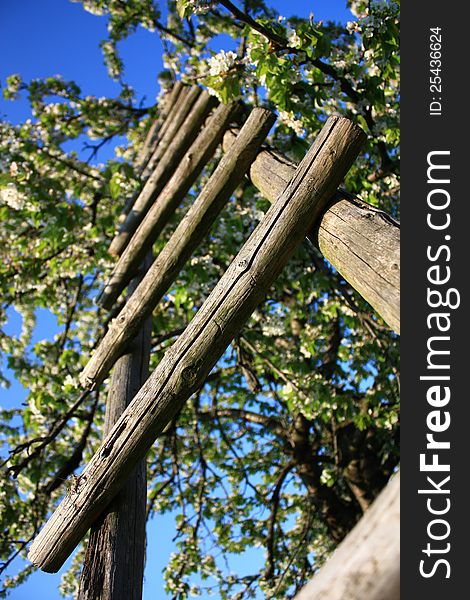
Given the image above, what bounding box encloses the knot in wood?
[237,258,249,270]
[181,365,197,386]
[69,473,86,496]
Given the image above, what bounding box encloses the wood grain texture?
[108,86,212,257]
[294,472,399,600]
[28,116,365,572]
[97,101,240,311]
[222,129,400,333]
[117,85,186,225]
[140,85,199,180]
[135,82,184,173]
[81,108,275,389]
[149,82,185,144]
[77,259,152,600]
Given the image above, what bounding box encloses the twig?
[265,461,295,580]
[4,390,92,476]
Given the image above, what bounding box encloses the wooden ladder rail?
[109,86,215,257]
[82,107,276,389]
[96,100,241,310]
[118,82,185,224]
[222,129,400,333]
[28,115,366,573]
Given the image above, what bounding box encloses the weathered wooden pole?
[222,129,400,333]
[294,471,400,600]
[81,107,276,389]
[28,116,365,572]
[118,84,186,224]
[140,85,197,180]
[97,100,241,310]
[139,84,195,179]
[77,259,152,600]
[134,82,184,172]
[146,82,185,148]
[109,87,215,257]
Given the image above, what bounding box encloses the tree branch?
[218,0,287,46]
[199,407,287,440]
[265,461,295,580]
[3,390,93,476]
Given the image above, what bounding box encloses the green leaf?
[109,175,121,201]
[176,0,189,18]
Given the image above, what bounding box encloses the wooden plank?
[118,84,186,225]
[113,84,193,239]
[77,260,152,600]
[222,129,400,333]
[140,85,200,180]
[97,100,241,310]
[81,107,276,389]
[27,116,365,572]
[108,86,211,257]
[134,81,184,173]
[294,472,399,600]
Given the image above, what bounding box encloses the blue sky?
[0,1,351,598]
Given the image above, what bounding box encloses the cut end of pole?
[28,538,62,573]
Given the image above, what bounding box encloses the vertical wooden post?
[77,258,152,600]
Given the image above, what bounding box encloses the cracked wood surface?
[81,107,275,389]
[28,116,365,572]
[77,258,152,600]
[222,129,400,333]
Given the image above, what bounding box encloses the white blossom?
[0,183,26,210]
[63,374,78,389]
[346,21,359,34]
[207,86,222,102]
[186,0,213,15]
[81,1,105,16]
[208,50,238,77]
[9,161,19,177]
[278,110,305,137]
[245,42,261,67]
[44,103,63,116]
[286,27,302,49]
